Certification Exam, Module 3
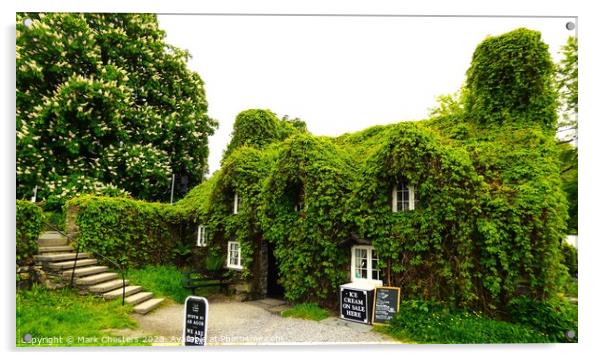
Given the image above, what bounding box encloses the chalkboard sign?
[182,296,208,346]
[340,286,372,324]
[372,286,400,325]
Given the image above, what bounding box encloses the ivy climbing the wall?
[65,28,569,317]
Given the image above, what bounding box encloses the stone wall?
[16,264,66,290]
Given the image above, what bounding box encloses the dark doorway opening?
[267,242,284,298]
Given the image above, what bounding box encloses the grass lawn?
[16,285,150,347]
[127,265,221,304]
[281,303,331,321]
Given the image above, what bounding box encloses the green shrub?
[16,201,44,265]
[385,300,550,344]
[126,265,189,303]
[561,242,578,277]
[66,195,190,267]
[281,303,330,321]
[507,296,577,342]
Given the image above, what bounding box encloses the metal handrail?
[42,222,128,306]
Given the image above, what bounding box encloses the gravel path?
[121,298,400,346]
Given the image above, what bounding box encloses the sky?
[157,15,576,174]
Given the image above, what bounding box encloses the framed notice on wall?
[372,286,401,325]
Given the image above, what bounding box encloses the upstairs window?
[293,193,305,212]
[351,245,382,283]
[227,241,243,270]
[392,183,418,212]
[233,192,241,214]
[196,225,207,247]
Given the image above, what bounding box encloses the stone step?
[134,298,165,315]
[39,231,65,239]
[103,285,142,300]
[38,232,68,247]
[125,292,154,306]
[47,258,98,271]
[35,252,91,262]
[39,245,73,253]
[76,272,119,286]
[62,266,109,279]
[88,279,129,294]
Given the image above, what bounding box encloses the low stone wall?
[16,264,66,290]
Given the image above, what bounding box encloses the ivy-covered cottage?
[67,28,569,315]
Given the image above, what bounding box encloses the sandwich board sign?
[340,285,374,324]
[182,296,208,346]
[372,286,400,325]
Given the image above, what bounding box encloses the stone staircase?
[35,231,165,315]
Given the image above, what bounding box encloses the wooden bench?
[182,271,231,295]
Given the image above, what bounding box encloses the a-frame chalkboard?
[371,286,400,325]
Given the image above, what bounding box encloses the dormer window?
[293,193,305,212]
[233,192,241,214]
[392,183,417,212]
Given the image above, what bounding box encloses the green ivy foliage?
[223,109,305,160]
[16,13,217,207]
[66,196,184,267]
[340,122,486,306]
[261,134,355,301]
[16,200,44,265]
[464,28,557,128]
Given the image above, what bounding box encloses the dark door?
[267,242,284,298]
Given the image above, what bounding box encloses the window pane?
[354,248,368,279]
[371,249,381,280]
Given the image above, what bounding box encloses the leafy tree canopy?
[557,36,578,125]
[16,13,217,208]
[556,37,578,234]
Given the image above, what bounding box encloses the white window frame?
[392,183,416,212]
[196,225,207,247]
[350,245,383,285]
[226,241,243,270]
[233,192,240,214]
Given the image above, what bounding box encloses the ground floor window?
[351,245,382,283]
[227,241,243,269]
